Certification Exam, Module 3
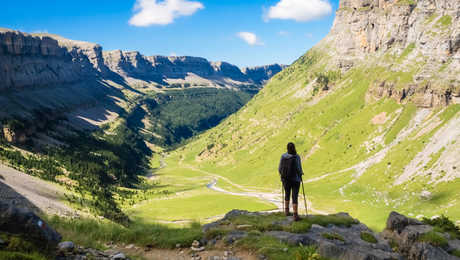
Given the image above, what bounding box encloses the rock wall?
[330,0,459,60]
[323,0,460,107]
[0,28,285,92]
[0,29,106,90]
[242,64,286,85]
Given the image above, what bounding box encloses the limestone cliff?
[317,0,460,107]
[0,28,282,91]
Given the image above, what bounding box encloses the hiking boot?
[293,213,301,221]
[293,204,301,221]
[284,201,292,216]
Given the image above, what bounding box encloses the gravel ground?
[0,163,76,216]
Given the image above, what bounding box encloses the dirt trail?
[0,163,76,216]
[206,178,328,215]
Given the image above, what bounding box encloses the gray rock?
[385,211,423,233]
[111,252,127,259]
[224,231,248,244]
[448,239,460,252]
[0,202,61,250]
[58,241,75,253]
[408,242,458,260]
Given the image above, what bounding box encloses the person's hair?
[287,142,297,155]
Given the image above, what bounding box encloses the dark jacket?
[278,153,303,182]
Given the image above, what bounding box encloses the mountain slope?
[167,0,460,229]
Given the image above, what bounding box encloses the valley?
[1,0,460,259]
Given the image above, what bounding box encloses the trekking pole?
[301,178,308,215]
[281,182,285,212]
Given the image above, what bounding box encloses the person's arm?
[278,156,283,175]
[297,155,304,177]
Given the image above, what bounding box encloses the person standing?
[278,142,303,221]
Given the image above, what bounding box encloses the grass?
[128,188,275,222]
[422,215,460,239]
[205,212,358,234]
[0,251,47,260]
[0,233,49,260]
[436,15,452,28]
[321,232,345,242]
[398,43,416,61]
[384,103,416,144]
[452,250,460,258]
[418,231,448,248]
[360,232,378,244]
[47,215,203,249]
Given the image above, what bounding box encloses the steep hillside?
[166,0,460,229]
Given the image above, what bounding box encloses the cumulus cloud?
[129,0,204,26]
[267,0,332,22]
[237,32,264,46]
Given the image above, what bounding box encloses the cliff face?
[318,0,460,107]
[0,28,108,91]
[0,28,284,91]
[242,64,287,85]
[329,0,459,63]
[102,50,283,87]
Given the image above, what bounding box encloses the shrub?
[418,231,448,248]
[321,233,345,242]
[360,232,378,244]
[295,245,321,260]
[422,215,460,239]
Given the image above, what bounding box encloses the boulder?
[223,231,248,244]
[57,241,75,254]
[0,202,61,250]
[385,211,423,233]
[111,252,127,259]
[408,242,458,260]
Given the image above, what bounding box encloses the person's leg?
[283,181,292,216]
[292,181,301,221]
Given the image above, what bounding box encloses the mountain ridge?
[0,27,285,91]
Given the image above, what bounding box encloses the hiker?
[278,142,304,221]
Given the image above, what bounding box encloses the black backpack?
[280,156,298,180]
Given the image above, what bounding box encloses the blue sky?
[2,0,340,67]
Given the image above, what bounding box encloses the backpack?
[280,156,298,180]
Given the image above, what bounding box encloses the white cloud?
[129,0,204,26]
[267,0,332,22]
[306,33,313,38]
[237,32,264,46]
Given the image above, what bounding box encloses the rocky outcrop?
[329,0,459,62]
[2,126,27,144]
[367,80,459,107]
[382,212,460,260]
[204,210,460,260]
[0,202,61,250]
[320,0,460,107]
[0,28,106,91]
[242,64,287,85]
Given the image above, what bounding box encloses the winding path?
[206,178,328,215]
